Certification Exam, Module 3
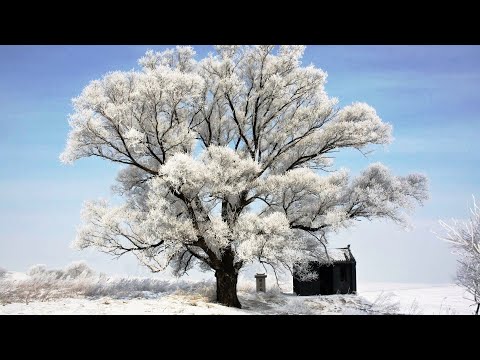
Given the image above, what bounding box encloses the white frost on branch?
[158,146,260,199]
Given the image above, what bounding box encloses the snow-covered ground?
[0,265,475,315]
[0,289,393,315]
[0,294,246,315]
[358,282,475,315]
[1,284,473,315]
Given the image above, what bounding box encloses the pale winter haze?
[1,45,479,293]
[60,45,427,307]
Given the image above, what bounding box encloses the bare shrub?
[438,197,480,315]
[0,262,217,304]
[0,267,7,279]
[406,299,423,315]
[277,297,313,315]
[368,292,401,314]
[63,261,96,279]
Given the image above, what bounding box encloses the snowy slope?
[0,291,390,315]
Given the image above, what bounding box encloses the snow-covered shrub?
[438,197,480,314]
[0,261,219,304]
[93,278,215,300]
[27,264,48,277]
[265,285,283,297]
[0,267,7,279]
[369,292,400,314]
[0,262,95,304]
[63,261,95,279]
[0,281,14,305]
[27,262,95,280]
[237,279,256,293]
[406,299,423,315]
[277,297,313,315]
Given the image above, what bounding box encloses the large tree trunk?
[214,248,241,308]
[215,268,241,308]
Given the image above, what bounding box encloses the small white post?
[255,273,267,292]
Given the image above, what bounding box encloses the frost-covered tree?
[61,45,428,308]
[438,198,480,315]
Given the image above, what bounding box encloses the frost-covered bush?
[438,197,480,315]
[277,297,313,315]
[85,277,215,300]
[27,262,95,281]
[368,292,400,314]
[0,267,7,279]
[63,261,95,279]
[27,264,48,277]
[0,262,216,305]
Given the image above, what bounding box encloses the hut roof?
[319,246,355,264]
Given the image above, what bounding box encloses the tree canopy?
[61,45,428,307]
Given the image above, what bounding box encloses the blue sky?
[0,45,479,285]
